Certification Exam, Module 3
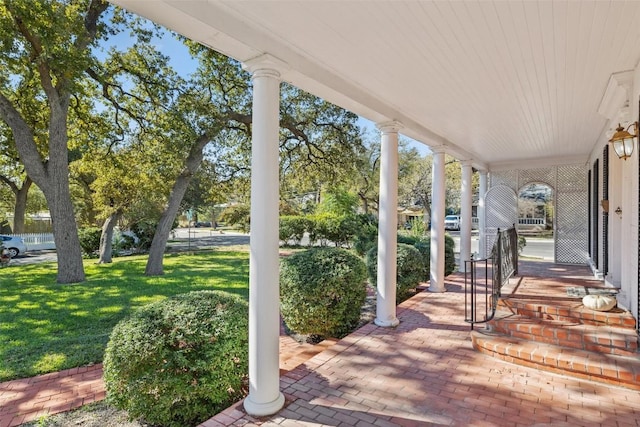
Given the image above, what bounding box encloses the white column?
[459,161,473,272]
[375,121,402,327]
[429,147,446,292]
[242,54,286,417]
[478,170,488,259]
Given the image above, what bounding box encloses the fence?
[12,233,56,251]
[518,217,545,225]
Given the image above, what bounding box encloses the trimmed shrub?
[280,247,367,338]
[353,214,379,256]
[397,234,420,246]
[279,215,309,245]
[366,243,426,302]
[412,235,456,277]
[78,227,102,257]
[103,291,248,427]
[444,234,456,275]
[306,213,360,247]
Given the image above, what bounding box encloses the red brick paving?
[2,260,639,426]
[0,365,104,427]
[202,261,640,426]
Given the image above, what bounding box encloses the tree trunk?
[98,211,121,264]
[12,177,33,234]
[47,106,86,283]
[145,134,211,276]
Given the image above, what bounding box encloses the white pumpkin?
[582,294,617,312]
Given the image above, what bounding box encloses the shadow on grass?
[0,251,249,381]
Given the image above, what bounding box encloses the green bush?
[412,235,456,277]
[130,220,157,251]
[280,247,367,338]
[353,214,379,256]
[362,229,457,285]
[103,291,248,427]
[444,234,456,275]
[77,227,102,257]
[366,243,426,303]
[279,215,309,245]
[307,213,332,246]
[305,213,360,247]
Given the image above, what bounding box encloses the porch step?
[471,330,640,391]
[491,310,638,356]
[497,297,637,329]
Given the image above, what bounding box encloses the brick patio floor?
[202,261,640,426]
[2,260,639,426]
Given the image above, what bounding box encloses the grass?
[0,250,249,382]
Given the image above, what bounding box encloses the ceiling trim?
[489,155,588,172]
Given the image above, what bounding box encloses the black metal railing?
[464,225,519,329]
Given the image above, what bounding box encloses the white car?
[0,235,27,258]
[444,215,461,230]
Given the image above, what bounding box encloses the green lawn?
[0,250,249,382]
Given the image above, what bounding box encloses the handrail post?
[512,223,518,276]
[496,228,502,296]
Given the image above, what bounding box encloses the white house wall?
[630,67,640,326]
[588,64,640,321]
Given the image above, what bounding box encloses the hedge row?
[279,213,370,247]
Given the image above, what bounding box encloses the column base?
[374,317,400,327]
[243,392,285,417]
[428,286,447,293]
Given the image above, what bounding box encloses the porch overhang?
[110,0,640,169]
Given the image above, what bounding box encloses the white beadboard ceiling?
[111,0,640,170]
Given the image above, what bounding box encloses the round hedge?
[412,235,457,277]
[103,291,248,427]
[280,247,367,338]
[366,243,426,302]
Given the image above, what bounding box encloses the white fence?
[518,218,546,225]
[13,233,56,251]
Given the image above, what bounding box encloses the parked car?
[444,215,461,231]
[0,235,27,258]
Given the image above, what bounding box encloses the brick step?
[471,330,640,391]
[497,297,637,329]
[490,311,638,356]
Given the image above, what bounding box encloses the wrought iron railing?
[464,225,518,329]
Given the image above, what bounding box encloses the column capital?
[460,159,474,168]
[430,145,447,155]
[376,120,403,134]
[242,53,289,78]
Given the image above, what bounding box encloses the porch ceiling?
[111,0,640,169]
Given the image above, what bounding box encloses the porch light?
[609,122,638,160]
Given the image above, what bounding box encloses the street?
[9,228,555,266]
[448,231,554,260]
[8,228,250,266]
